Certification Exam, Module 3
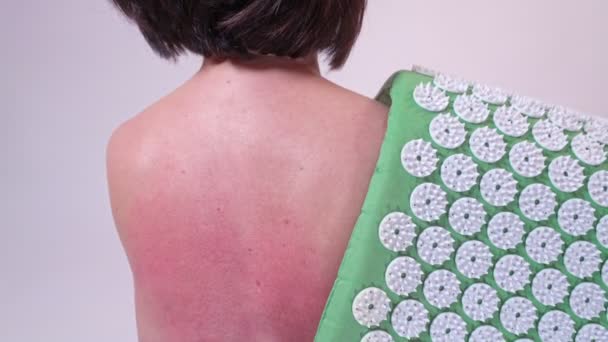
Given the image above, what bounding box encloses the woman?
[108,1,608,341]
[107,1,388,341]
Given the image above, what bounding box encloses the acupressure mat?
[313,70,608,342]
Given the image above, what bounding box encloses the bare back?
[107,62,388,342]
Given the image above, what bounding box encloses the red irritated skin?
[106,58,388,342]
[124,175,340,342]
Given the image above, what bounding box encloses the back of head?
[112,0,367,68]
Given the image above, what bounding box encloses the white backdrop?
[2,1,607,341]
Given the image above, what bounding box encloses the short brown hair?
[111,0,367,68]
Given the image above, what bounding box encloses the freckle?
[216,207,222,212]
[247,248,253,253]
[255,280,261,287]
[283,219,290,225]
[299,166,304,171]
[281,243,286,248]
[180,169,186,174]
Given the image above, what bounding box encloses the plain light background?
[2,1,607,341]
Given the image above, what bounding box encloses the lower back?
[108,68,388,341]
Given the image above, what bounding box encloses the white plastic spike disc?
[499,297,537,335]
[462,283,499,322]
[557,199,596,237]
[547,106,584,131]
[493,105,529,137]
[511,95,546,118]
[429,312,467,342]
[538,311,575,342]
[417,226,454,266]
[410,183,448,222]
[391,300,429,339]
[509,141,546,178]
[440,154,479,192]
[469,127,506,163]
[352,287,392,327]
[519,184,557,221]
[532,268,569,306]
[470,325,504,342]
[378,212,416,252]
[455,240,493,279]
[479,168,517,207]
[448,197,486,236]
[454,94,490,123]
[413,82,449,112]
[576,324,608,342]
[589,170,608,207]
[423,270,461,308]
[361,330,394,342]
[401,139,438,177]
[385,256,423,296]
[472,83,509,105]
[569,282,606,320]
[434,73,469,93]
[494,254,531,293]
[571,133,607,166]
[564,241,601,279]
[487,212,525,250]
[532,119,568,152]
[595,215,608,247]
[429,113,467,149]
[548,156,585,193]
[584,117,608,144]
[525,227,563,264]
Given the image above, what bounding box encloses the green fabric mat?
[313,70,608,341]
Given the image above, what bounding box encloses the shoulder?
[105,101,171,227]
[318,78,390,134]
[106,113,147,227]
[106,86,190,188]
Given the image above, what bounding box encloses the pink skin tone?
[107,55,388,341]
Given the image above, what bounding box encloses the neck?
[197,54,322,79]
